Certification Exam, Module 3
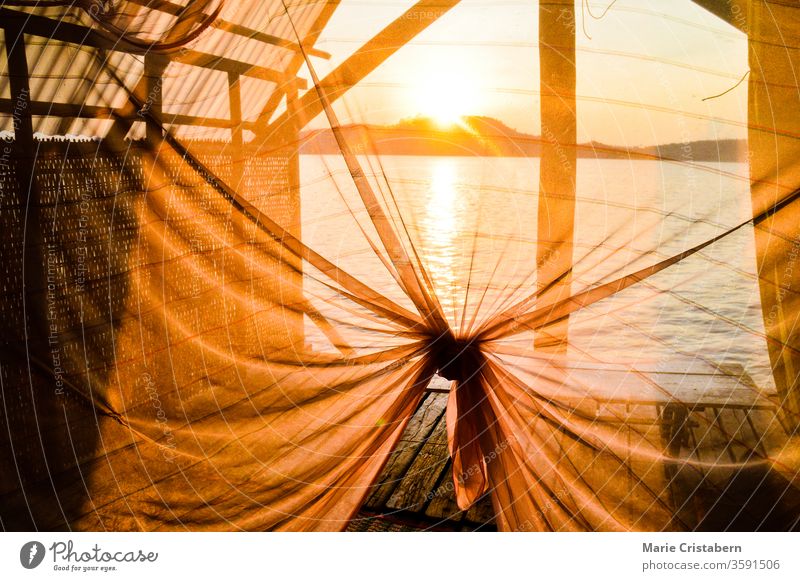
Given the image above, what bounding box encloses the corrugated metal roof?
[0,0,335,139]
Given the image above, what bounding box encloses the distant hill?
[300,115,747,162]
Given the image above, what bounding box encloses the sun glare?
[413,70,478,128]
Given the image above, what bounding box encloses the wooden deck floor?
[347,362,799,531]
[348,379,496,531]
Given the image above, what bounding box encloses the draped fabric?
[1,0,800,531]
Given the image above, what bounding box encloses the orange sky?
[305,0,747,146]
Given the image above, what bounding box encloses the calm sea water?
[301,155,773,389]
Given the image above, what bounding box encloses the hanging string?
[702,70,750,101]
[581,0,620,40]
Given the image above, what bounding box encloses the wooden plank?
[464,493,495,527]
[426,374,452,393]
[658,404,706,529]
[385,406,450,512]
[543,359,774,408]
[713,407,748,463]
[594,401,663,425]
[425,458,465,522]
[365,379,494,527]
[659,401,796,531]
[733,408,769,461]
[364,392,447,509]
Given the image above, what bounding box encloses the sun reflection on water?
[423,160,460,321]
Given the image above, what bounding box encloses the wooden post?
[748,1,800,430]
[286,84,301,229]
[536,0,577,353]
[228,71,244,190]
[5,22,35,185]
[4,23,48,351]
[284,83,304,351]
[143,53,165,146]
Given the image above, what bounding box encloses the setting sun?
[412,69,479,128]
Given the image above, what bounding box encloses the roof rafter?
[0,7,301,86]
[125,0,332,58]
[251,0,342,135]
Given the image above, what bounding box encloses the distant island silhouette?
[300,115,747,162]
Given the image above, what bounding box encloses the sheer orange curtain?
[1,0,800,531]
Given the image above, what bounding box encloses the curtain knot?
[431,333,484,383]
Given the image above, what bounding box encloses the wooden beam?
[259,0,462,144]
[126,0,331,58]
[251,0,341,135]
[171,49,306,88]
[690,0,748,32]
[284,83,304,351]
[5,28,35,155]
[0,8,304,88]
[0,98,117,119]
[4,22,49,361]
[164,114,255,130]
[535,0,577,353]
[0,99,257,131]
[0,7,147,53]
[214,19,331,59]
[747,1,800,428]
